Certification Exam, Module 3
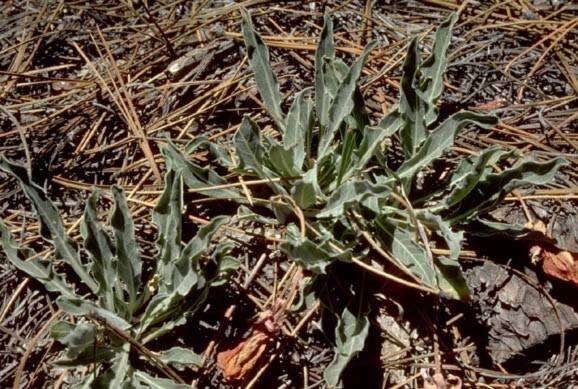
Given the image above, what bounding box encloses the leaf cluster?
[0,155,236,387]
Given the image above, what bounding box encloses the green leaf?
[81,189,116,311]
[281,224,352,274]
[53,346,115,368]
[434,256,470,301]
[51,321,97,359]
[158,347,203,367]
[234,116,268,177]
[324,308,369,388]
[469,218,532,239]
[0,219,76,298]
[342,123,399,182]
[133,371,189,389]
[161,140,238,199]
[398,38,426,157]
[179,216,229,270]
[106,346,131,388]
[138,216,228,335]
[241,11,285,130]
[375,219,436,287]
[319,41,378,158]
[336,130,357,185]
[440,146,513,209]
[110,186,142,315]
[396,111,498,182]
[317,181,389,219]
[417,210,463,260]
[291,167,320,209]
[419,13,457,125]
[56,296,132,331]
[236,205,278,225]
[445,157,568,224]
[284,87,313,169]
[415,211,469,300]
[0,157,99,293]
[269,144,299,177]
[375,108,404,132]
[315,12,335,130]
[153,170,183,290]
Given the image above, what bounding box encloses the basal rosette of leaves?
[165,11,566,300]
[0,156,238,387]
[155,11,567,386]
[0,10,568,388]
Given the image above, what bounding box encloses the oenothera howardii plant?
[0,155,238,387]
[157,11,566,386]
[233,11,565,297]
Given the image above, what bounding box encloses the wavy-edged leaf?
[107,346,131,388]
[397,111,498,182]
[241,11,285,130]
[234,116,268,177]
[470,218,535,239]
[153,170,183,291]
[446,157,568,224]
[315,12,335,130]
[81,189,116,311]
[134,370,189,389]
[419,13,457,125]
[236,205,278,225]
[317,180,390,219]
[284,87,313,169]
[180,216,229,269]
[318,41,378,158]
[0,157,98,293]
[51,321,97,359]
[324,308,369,388]
[281,224,352,274]
[110,186,141,315]
[341,122,399,183]
[56,296,132,331]
[415,211,469,300]
[138,216,228,336]
[434,256,470,300]
[269,144,299,177]
[398,37,426,157]
[291,167,320,209]
[336,130,357,185]
[161,140,238,199]
[375,218,436,287]
[158,347,203,367]
[417,210,463,260]
[440,146,511,209]
[51,321,115,368]
[0,219,76,298]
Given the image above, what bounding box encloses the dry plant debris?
[0,1,577,388]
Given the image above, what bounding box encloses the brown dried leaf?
[216,329,272,381]
[526,221,578,286]
[540,248,578,287]
[216,311,278,382]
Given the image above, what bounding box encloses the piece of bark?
[465,262,578,363]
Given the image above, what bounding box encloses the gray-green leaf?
[324,308,369,388]
[397,111,498,182]
[0,157,98,293]
[242,11,285,130]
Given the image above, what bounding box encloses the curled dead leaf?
[216,310,280,382]
[539,248,578,287]
[216,328,273,382]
